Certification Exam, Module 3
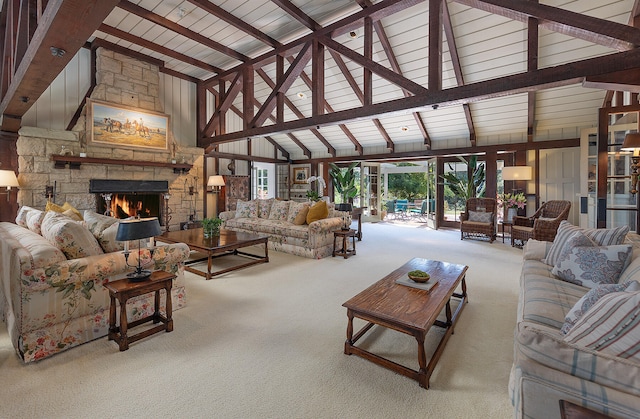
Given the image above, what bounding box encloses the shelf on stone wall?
[50,155,193,173]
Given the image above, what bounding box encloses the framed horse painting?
[88,99,170,151]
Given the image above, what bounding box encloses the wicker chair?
[511,200,571,247]
[460,197,497,243]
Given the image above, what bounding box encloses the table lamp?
[116,217,162,281]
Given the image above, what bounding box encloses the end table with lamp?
[105,217,174,351]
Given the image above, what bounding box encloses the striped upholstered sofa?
[509,222,640,418]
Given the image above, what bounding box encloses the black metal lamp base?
[127,269,152,282]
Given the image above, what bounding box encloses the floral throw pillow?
[257,199,273,219]
[269,200,291,221]
[560,280,640,334]
[236,200,258,218]
[468,210,492,223]
[551,244,633,288]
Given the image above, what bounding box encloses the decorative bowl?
[407,270,430,283]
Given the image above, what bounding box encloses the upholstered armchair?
[460,197,497,242]
[511,200,571,246]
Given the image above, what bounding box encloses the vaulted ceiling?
[2,0,640,162]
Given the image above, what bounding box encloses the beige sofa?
[0,206,189,362]
[220,199,348,259]
[509,222,640,418]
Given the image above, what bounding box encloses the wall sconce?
[0,169,19,202]
[621,133,640,194]
[207,175,225,192]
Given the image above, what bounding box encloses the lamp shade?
[0,170,19,187]
[621,133,640,150]
[502,166,532,181]
[207,175,225,187]
[116,217,162,241]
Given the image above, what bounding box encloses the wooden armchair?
[460,197,497,242]
[511,200,571,246]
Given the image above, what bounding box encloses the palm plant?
[440,155,486,200]
[329,162,359,208]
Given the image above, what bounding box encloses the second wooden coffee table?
[342,258,468,389]
[158,228,268,280]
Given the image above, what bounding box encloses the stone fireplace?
[14,47,203,230]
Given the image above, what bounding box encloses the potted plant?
[329,162,359,211]
[202,217,222,238]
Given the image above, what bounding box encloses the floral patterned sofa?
[0,206,189,362]
[219,199,347,259]
[509,222,640,418]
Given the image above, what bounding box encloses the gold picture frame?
[293,167,309,184]
[88,99,169,151]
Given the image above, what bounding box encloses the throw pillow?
[84,211,118,238]
[294,206,310,225]
[560,280,640,335]
[257,199,273,219]
[61,202,83,221]
[25,209,46,235]
[269,200,291,221]
[41,212,104,259]
[15,205,36,227]
[45,201,65,213]
[563,291,640,361]
[554,231,597,263]
[551,244,633,288]
[468,210,492,223]
[236,200,258,218]
[287,201,309,224]
[617,254,640,285]
[97,222,126,253]
[543,221,629,266]
[45,201,83,221]
[306,200,328,224]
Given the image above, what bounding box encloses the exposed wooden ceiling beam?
[0,0,120,131]
[357,0,431,147]
[97,24,221,74]
[293,138,580,164]
[250,42,312,128]
[328,49,394,151]
[272,0,319,31]
[321,35,429,96]
[451,0,640,51]
[117,0,247,63]
[186,0,280,48]
[442,0,475,146]
[204,0,428,84]
[255,68,336,156]
[203,47,640,145]
[204,71,243,136]
[583,69,640,93]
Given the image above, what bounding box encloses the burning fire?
[111,194,143,218]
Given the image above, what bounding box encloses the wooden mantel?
[50,155,193,174]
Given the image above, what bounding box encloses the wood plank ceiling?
[2,0,640,162]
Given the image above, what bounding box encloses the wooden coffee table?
[342,258,468,389]
[158,228,268,280]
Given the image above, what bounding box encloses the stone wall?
[17,127,203,231]
[14,47,203,230]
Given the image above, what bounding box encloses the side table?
[104,270,175,351]
[500,221,512,243]
[333,229,357,259]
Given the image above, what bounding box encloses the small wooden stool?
[333,229,357,259]
[104,270,175,351]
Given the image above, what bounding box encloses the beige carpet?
[0,223,523,419]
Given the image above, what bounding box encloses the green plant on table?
[202,217,222,238]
